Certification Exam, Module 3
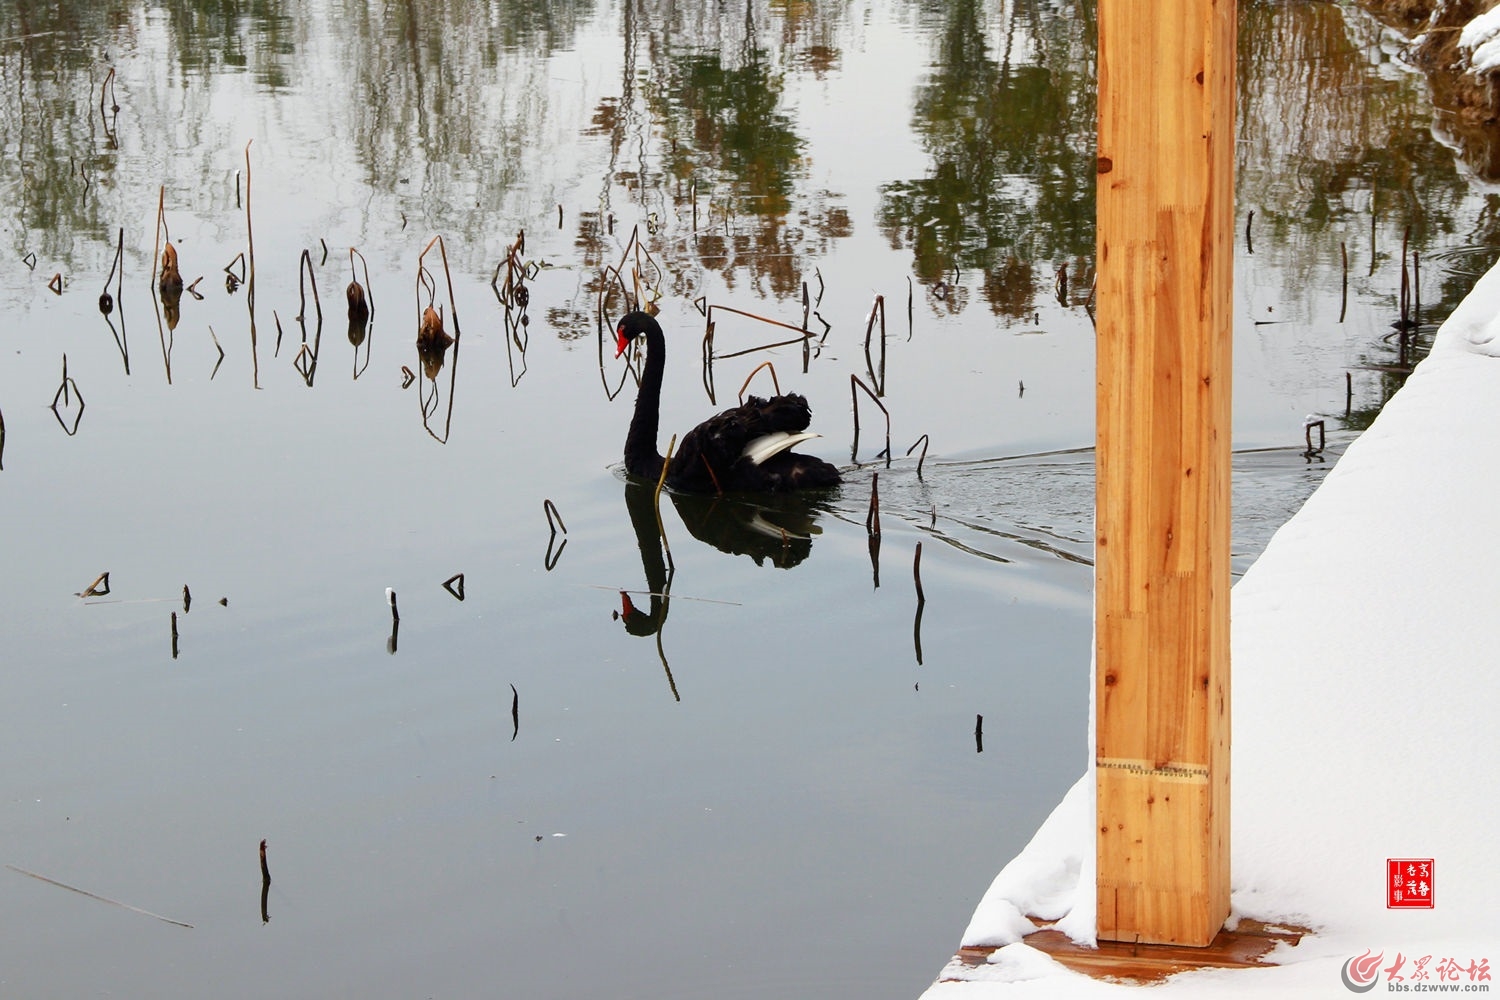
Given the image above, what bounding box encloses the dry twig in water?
[6,864,192,929]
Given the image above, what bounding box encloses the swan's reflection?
[619,480,672,638]
[616,479,825,639]
[616,479,828,700]
[668,490,821,569]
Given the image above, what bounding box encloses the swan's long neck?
[623,319,667,481]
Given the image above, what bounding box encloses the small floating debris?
[386,587,399,623]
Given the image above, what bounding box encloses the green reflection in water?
[3,0,1498,351]
[878,0,1095,319]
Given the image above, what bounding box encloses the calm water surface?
[1,2,1495,997]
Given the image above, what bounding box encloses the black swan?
[615,311,841,493]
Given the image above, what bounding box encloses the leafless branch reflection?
[491,231,531,386]
[442,572,465,601]
[244,141,260,389]
[98,227,130,373]
[50,354,84,436]
[414,235,462,443]
[259,839,271,925]
[347,246,374,379]
[543,499,568,571]
[97,65,119,148]
[209,327,225,380]
[385,587,399,655]
[863,294,887,395]
[596,226,664,401]
[700,302,816,406]
[293,249,324,386]
[913,541,926,665]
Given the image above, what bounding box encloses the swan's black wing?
[668,394,838,493]
[667,409,747,492]
[730,449,841,491]
[741,394,814,434]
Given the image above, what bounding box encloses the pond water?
[1,1,1496,997]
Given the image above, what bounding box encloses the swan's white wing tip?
[743,431,821,465]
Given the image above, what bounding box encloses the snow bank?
[1460,6,1500,75]
[922,262,1500,997]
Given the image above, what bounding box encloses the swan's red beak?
[619,591,637,619]
[614,324,631,359]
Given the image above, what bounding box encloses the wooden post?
[1095,0,1234,946]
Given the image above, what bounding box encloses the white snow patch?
[959,776,1092,949]
[921,260,1500,997]
[1460,6,1500,74]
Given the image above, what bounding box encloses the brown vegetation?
[1361,0,1500,176]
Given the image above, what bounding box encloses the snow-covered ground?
[919,263,1500,997]
[1457,5,1500,75]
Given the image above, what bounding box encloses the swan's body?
[616,311,841,493]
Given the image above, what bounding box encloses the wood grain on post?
[1095,0,1234,947]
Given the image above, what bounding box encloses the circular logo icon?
[1341,950,1383,993]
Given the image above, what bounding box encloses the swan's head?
[615,311,658,358]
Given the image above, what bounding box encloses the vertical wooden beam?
[1095,0,1234,946]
